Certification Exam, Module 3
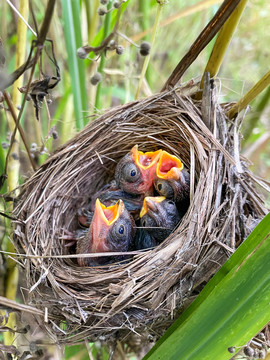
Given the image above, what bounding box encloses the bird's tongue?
[159,159,178,173]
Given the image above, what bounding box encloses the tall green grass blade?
[62,0,88,130]
[144,213,270,360]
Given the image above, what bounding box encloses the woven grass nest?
[13,81,267,347]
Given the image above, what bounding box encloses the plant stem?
[139,0,151,83]
[3,0,29,347]
[135,1,165,100]
[88,0,100,42]
[95,1,113,110]
[227,70,270,119]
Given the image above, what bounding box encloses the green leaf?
[61,0,88,130]
[144,213,270,360]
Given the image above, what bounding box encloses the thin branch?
[3,92,37,172]
[2,0,56,90]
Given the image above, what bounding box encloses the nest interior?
[13,82,267,346]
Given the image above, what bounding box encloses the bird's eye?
[168,200,174,205]
[118,224,125,235]
[155,179,174,199]
[122,163,140,183]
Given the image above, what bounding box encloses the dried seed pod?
[108,40,116,49]
[140,41,151,56]
[257,332,265,340]
[52,130,59,140]
[30,143,37,152]
[116,45,124,55]
[77,47,88,59]
[1,142,9,149]
[90,72,102,85]
[100,0,108,4]
[113,1,120,8]
[11,152,19,160]
[98,6,107,16]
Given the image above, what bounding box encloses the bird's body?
[135,228,158,250]
[135,196,181,249]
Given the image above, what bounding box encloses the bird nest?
[13,81,267,347]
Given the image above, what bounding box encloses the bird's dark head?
[140,196,180,242]
[154,151,190,203]
[115,145,162,195]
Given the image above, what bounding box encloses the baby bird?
[136,196,181,250]
[154,151,190,204]
[115,145,162,195]
[76,199,136,266]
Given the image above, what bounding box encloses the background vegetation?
[0,0,269,359]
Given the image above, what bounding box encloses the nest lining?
[13,82,267,345]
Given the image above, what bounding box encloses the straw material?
[13,80,267,346]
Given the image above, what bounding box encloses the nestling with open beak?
[154,151,190,204]
[115,145,162,195]
[136,196,181,249]
[76,199,136,266]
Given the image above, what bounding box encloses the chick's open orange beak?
[90,199,124,253]
[140,196,166,218]
[131,145,162,170]
[156,151,183,180]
